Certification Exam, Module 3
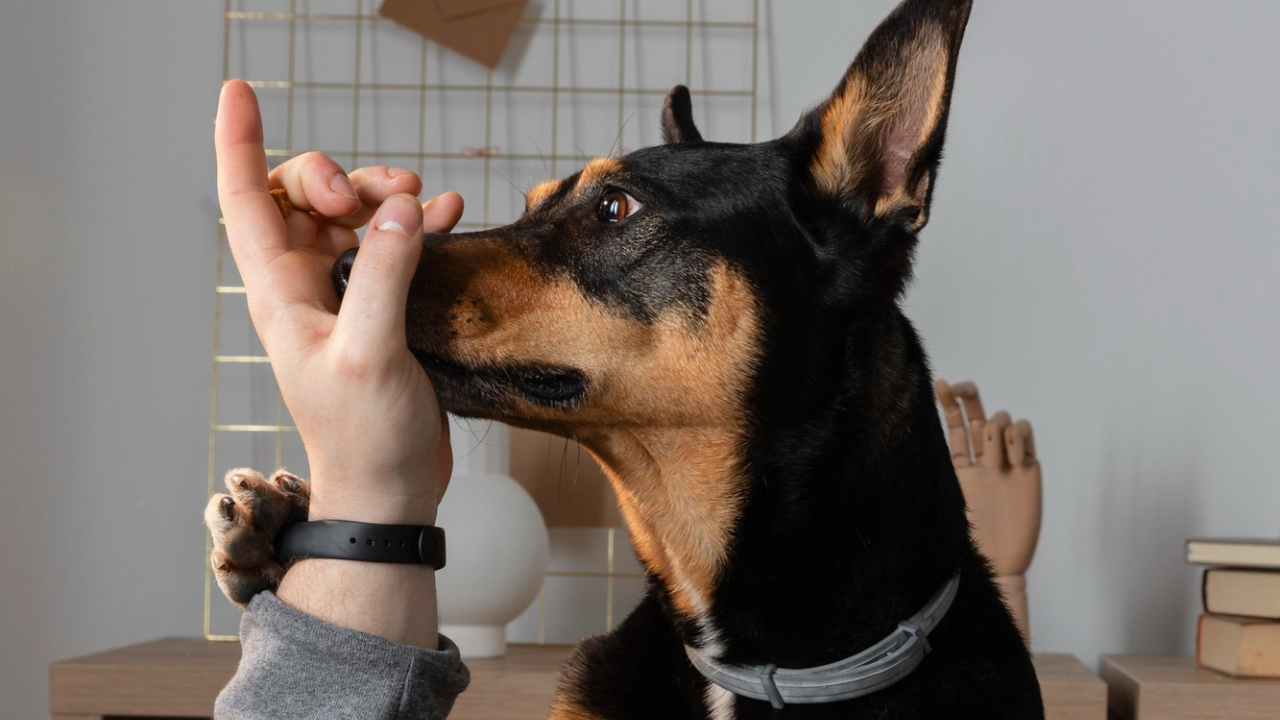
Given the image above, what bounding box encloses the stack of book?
[1186,537,1280,678]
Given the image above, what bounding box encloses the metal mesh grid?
[207,0,763,641]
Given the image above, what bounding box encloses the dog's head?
[340,0,973,445]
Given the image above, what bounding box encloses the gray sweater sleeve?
[215,591,470,719]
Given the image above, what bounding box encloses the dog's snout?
[334,233,444,300]
[333,248,358,298]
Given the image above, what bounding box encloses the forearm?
[277,561,438,649]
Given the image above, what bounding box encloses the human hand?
[936,379,1041,642]
[214,80,464,525]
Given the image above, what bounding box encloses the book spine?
[1195,613,1205,666]
[1202,568,1280,619]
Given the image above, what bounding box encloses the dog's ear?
[661,85,703,145]
[792,0,973,231]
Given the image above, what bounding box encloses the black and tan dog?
[206,0,1044,716]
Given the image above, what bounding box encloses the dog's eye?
[596,189,641,223]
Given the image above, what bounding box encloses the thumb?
[332,194,423,351]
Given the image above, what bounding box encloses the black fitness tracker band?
[276,520,446,569]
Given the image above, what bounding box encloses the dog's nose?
[333,247,358,298]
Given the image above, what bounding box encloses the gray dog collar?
[685,572,961,709]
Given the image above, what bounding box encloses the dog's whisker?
[573,436,582,488]
[522,135,550,179]
[492,167,522,197]
[559,431,571,503]
[608,107,643,160]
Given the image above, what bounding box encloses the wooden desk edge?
[1100,656,1140,720]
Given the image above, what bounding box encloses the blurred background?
[3,0,1280,717]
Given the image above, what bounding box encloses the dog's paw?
[204,468,310,607]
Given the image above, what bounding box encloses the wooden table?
[50,639,1103,719]
[1036,653,1108,720]
[1101,655,1280,720]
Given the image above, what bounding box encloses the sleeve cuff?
[214,591,470,720]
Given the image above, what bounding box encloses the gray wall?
[2,1,1279,717]
[1,2,225,719]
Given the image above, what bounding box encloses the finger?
[950,382,987,456]
[265,172,359,259]
[332,194,425,353]
[1019,420,1036,462]
[312,189,458,261]
[261,215,348,319]
[323,166,425,229]
[315,223,361,261]
[215,81,291,284]
[1005,420,1032,466]
[980,411,1011,469]
[267,151,363,219]
[216,82,336,343]
[936,379,972,467]
[423,191,465,233]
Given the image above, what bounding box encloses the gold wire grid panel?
[207,0,762,642]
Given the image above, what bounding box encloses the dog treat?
[270,188,292,218]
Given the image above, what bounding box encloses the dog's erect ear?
[795,0,973,230]
[661,85,703,145]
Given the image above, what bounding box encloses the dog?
[206,0,1044,716]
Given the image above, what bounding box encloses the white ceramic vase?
[437,419,549,659]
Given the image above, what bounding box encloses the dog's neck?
[581,424,748,625]
[583,310,970,668]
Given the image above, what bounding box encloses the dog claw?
[219,496,236,520]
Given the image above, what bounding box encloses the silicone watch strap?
[275,520,446,569]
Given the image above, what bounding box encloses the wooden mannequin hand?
[936,379,1041,642]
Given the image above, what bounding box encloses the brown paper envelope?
[435,0,517,19]
[379,0,529,69]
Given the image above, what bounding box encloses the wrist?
[306,482,438,525]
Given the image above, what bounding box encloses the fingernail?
[386,167,413,178]
[374,195,420,235]
[330,173,358,201]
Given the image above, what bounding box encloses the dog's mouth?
[412,349,589,412]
